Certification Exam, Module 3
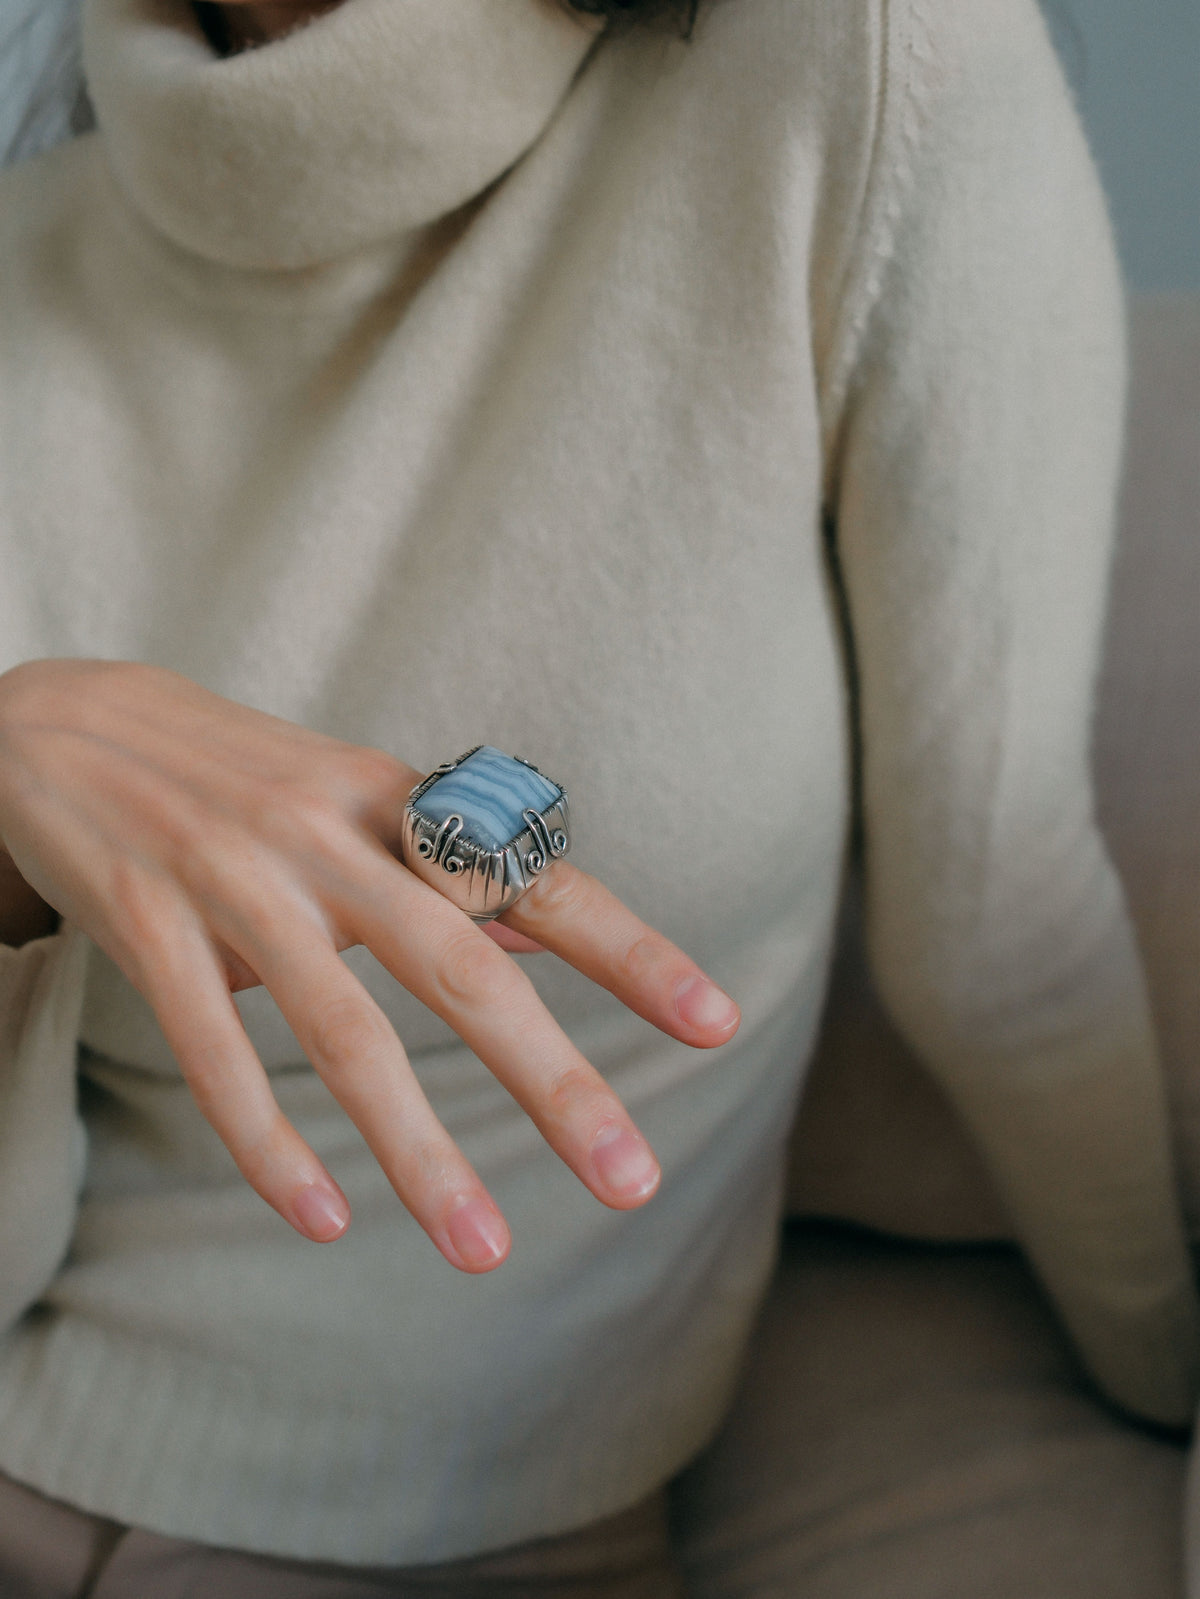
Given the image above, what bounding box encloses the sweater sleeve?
[0,924,90,1333]
[820,0,1200,1426]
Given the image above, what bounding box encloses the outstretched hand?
[0,659,740,1271]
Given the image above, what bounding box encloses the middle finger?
[339,853,663,1210]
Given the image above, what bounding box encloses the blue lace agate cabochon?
[413,747,562,853]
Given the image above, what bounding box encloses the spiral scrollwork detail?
[522,808,567,878]
[416,814,467,876]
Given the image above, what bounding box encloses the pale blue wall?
[1042,0,1200,292]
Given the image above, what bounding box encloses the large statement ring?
[400,746,571,922]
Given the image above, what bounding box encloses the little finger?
[501,861,740,1047]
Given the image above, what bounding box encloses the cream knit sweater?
[0,0,1196,1565]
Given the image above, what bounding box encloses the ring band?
[400,746,571,922]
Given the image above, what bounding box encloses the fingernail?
[675,975,740,1034]
[445,1199,510,1271]
[293,1183,350,1242]
[591,1125,660,1202]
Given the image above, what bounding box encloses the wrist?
[0,851,59,948]
[0,660,61,945]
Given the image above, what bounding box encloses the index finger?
[498,862,741,1048]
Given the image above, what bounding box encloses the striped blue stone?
[414,747,561,853]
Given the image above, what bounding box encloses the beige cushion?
[672,1223,1188,1598]
[787,293,1200,1241]
[1094,295,1200,1234]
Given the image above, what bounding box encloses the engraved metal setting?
[400,746,571,922]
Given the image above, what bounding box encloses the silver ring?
[400,746,570,922]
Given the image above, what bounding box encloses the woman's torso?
[0,0,868,1559]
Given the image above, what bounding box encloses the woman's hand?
[0,659,739,1270]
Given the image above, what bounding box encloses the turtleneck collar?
[82,0,599,271]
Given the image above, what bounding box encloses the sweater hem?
[0,1306,744,1565]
